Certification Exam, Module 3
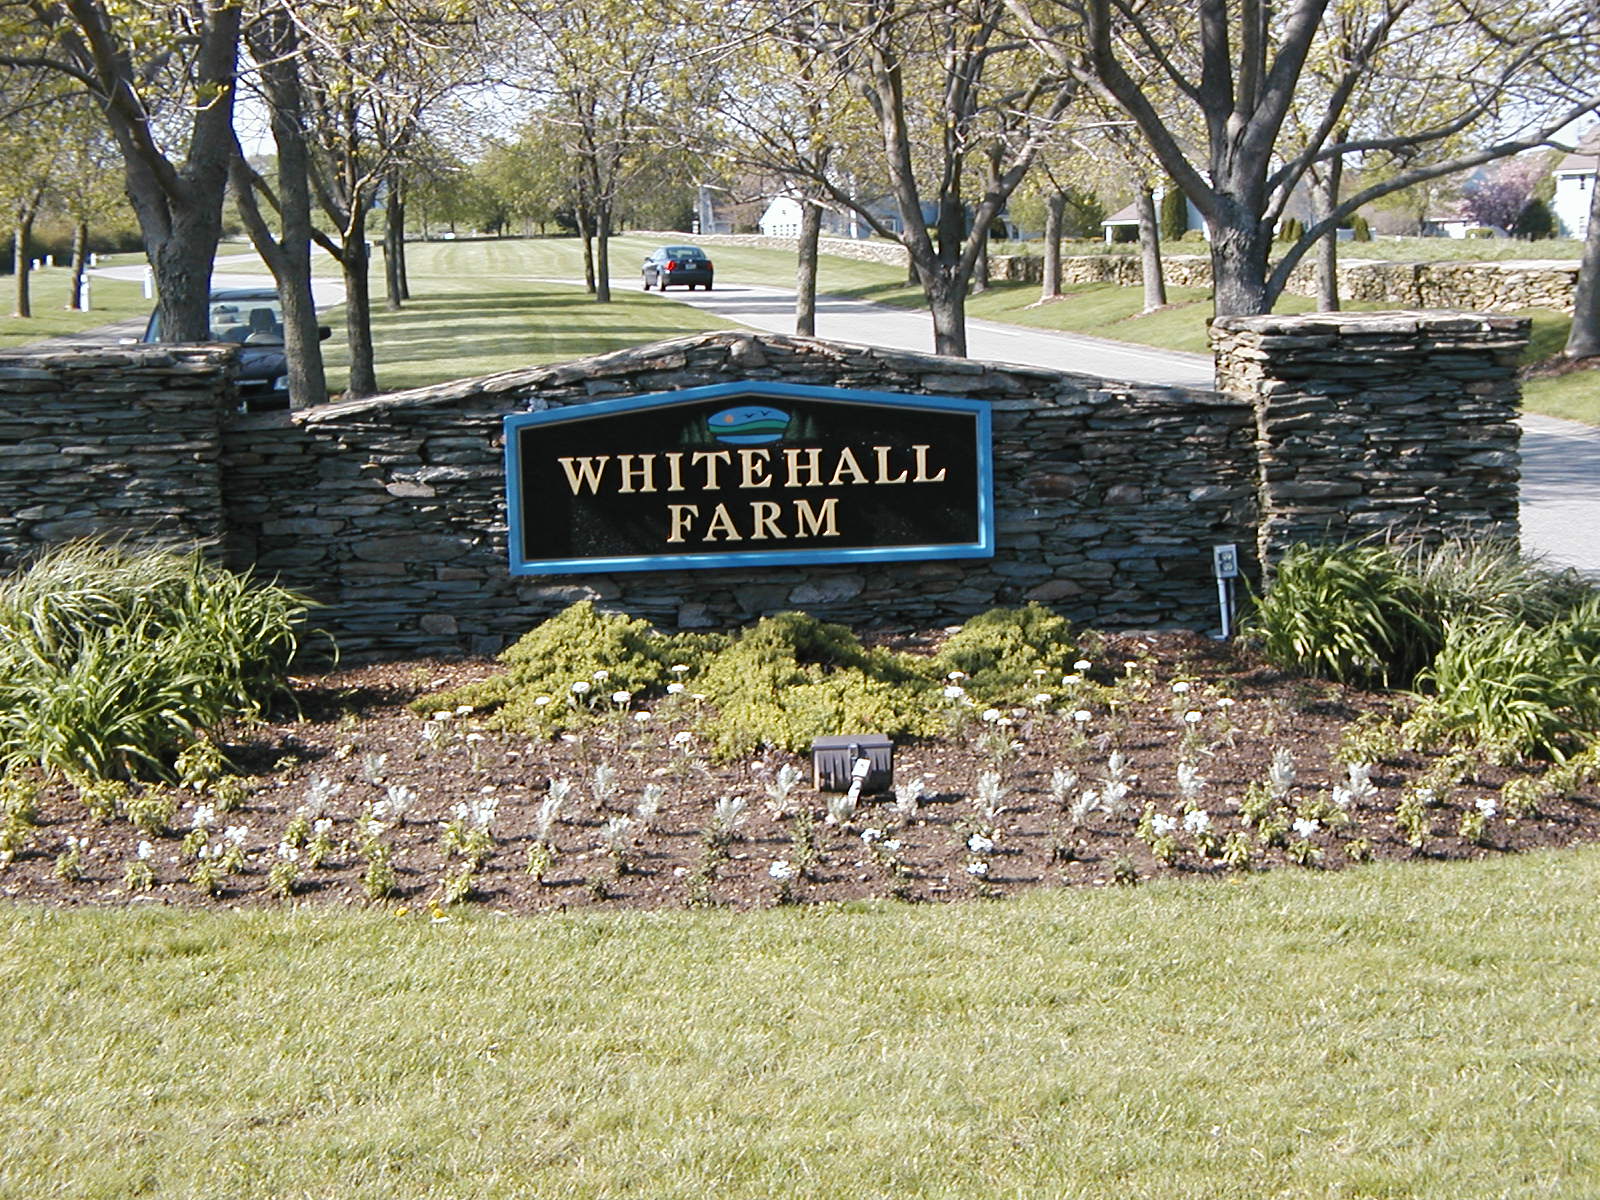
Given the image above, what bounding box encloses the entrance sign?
[504,381,994,575]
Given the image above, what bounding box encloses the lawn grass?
[0,269,149,348]
[4,846,1598,1199]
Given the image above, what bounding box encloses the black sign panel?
[504,381,994,575]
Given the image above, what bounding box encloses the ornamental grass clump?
[1246,542,1436,687]
[0,540,316,783]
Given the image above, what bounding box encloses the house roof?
[1555,127,1600,175]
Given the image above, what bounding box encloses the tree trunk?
[384,169,406,311]
[235,12,328,409]
[595,202,612,303]
[342,209,379,398]
[1314,150,1344,312]
[1135,185,1167,312]
[1209,211,1274,317]
[1041,190,1065,300]
[974,233,990,293]
[576,207,595,294]
[1565,168,1600,359]
[795,197,822,336]
[68,220,88,311]
[12,208,35,318]
[926,274,967,357]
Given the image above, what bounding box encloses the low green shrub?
[1247,542,1437,686]
[0,541,316,782]
[693,611,938,758]
[928,604,1078,704]
[1405,538,1593,629]
[424,601,721,731]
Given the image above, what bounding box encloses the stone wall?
[0,315,1527,659]
[1211,312,1526,569]
[0,346,235,560]
[220,333,1258,656]
[672,230,1578,312]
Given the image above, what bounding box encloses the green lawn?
[3,847,1597,1198]
[0,269,149,348]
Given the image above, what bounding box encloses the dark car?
[141,288,328,410]
[642,245,714,291]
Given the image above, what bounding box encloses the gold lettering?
[793,498,840,538]
[664,451,686,493]
[691,450,733,490]
[873,446,909,485]
[829,447,870,486]
[738,448,773,489]
[749,501,786,540]
[703,503,743,541]
[912,445,947,483]
[666,504,699,543]
[783,447,822,488]
[557,456,609,495]
[617,454,656,494]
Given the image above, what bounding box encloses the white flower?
[277,843,300,862]
[691,693,707,702]
[669,663,690,674]
[191,803,215,830]
[967,833,996,855]
[667,682,685,695]
[1292,817,1321,839]
[883,839,903,854]
[533,695,551,707]
[769,860,796,882]
[611,690,632,706]
[943,684,966,700]
[136,840,154,860]
[860,827,884,845]
[454,704,474,716]
[1332,785,1354,810]
[570,680,591,695]
[1184,710,1203,724]
[465,731,485,743]
[1074,660,1093,672]
[592,669,610,682]
[1171,681,1191,694]
[672,730,694,746]
[224,825,248,846]
[1183,810,1212,835]
[633,711,652,722]
[1073,709,1092,723]
[966,858,990,877]
[1032,693,1053,707]
[1061,673,1083,686]
[981,708,1001,723]
[1151,813,1178,837]
[431,710,453,721]
[1476,795,1499,819]
[313,817,334,836]
[1217,697,1236,709]
[947,670,967,681]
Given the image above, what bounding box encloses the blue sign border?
[504,380,995,576]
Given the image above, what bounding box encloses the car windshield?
[664,247,705,260]
[209,297,285,343]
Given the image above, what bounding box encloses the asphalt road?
[621,274,1597,574]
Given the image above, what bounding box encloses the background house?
[1552,127,1600,240]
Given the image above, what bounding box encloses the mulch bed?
[5,629,1598,913]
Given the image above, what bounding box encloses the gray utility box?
[810,733,894,794]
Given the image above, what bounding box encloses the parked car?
[642,245,714,291]
[141,287,329,410]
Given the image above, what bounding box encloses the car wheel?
[705,280,713,291]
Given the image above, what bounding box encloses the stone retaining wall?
[0,315,1527,659]
[1211,312,1526,568]
[219,333,1258,656]
[671,230,1578,311]
[0,346,234,560]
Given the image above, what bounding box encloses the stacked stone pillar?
[1211,311,1527,572]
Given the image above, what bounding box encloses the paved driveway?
[624,276,1595,573]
